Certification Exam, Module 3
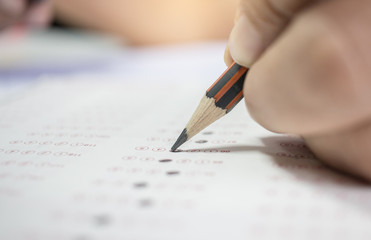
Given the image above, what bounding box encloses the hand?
[0,0,52,30]
[225,0,371,180]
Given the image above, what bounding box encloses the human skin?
[225,0,371,181]
[52,0,238,45]
[0,0,238,45]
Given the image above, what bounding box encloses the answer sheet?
[1,42,371,240]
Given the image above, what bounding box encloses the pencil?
[171,62,249,152]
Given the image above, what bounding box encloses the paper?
[1,43,371,240]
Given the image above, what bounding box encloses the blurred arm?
[52,0,238,45]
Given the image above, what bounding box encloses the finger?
[226,0,313,66]
[304,119,371,181]
[244,0,371,136]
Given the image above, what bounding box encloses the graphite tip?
[170,128,188,152]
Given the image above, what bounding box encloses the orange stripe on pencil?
[207,63,238,92]
[225,90,244,110]
[213,67,247,102]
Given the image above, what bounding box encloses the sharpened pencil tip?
[171,128,188,152]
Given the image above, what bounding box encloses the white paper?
[1,43,371,240]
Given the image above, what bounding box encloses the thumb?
[226,0,312,66]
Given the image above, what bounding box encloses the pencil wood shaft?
[171,62,248,152]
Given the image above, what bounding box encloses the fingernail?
[0,0,23,15]
[228,15,262,67]
[224,46,233,66]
